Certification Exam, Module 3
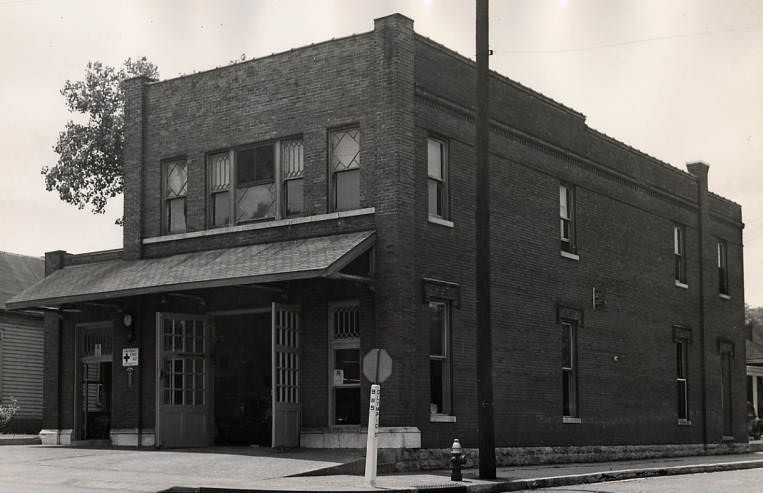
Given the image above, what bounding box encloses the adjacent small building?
[0,252,44,433]
[8,14,746,457]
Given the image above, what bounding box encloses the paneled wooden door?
[271,303,300,447]
[156,313,211,448]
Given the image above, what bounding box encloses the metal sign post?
[361,348,392,486]
[364,384,381,486]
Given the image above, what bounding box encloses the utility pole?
[475,0,496,480]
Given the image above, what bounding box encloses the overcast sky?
[0,0,760,305]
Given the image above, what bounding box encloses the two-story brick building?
[8,14,746,458]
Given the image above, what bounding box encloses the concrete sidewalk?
[1,445,763,492]
[161,451,763,492]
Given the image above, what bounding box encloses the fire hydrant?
[450,438,466,481]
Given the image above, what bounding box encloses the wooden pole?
[475,0,496,479]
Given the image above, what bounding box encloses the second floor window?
[330,126,360,211]
[163,159,187,234]
[427,137,448,219]
[674,225,686,284]
[718,240,729,295]
[207,138,304,228]
[560,184,575,253]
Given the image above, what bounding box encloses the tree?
[42,57,159,224]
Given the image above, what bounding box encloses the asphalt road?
[518,467,763,492]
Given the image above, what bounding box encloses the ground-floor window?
[329,302,360,425]
[561,319,577,417]
[428,301,451,416]
[676,339,689,420]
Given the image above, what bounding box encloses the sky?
[0,0,761,305]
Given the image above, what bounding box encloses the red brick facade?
[40,13,744,450]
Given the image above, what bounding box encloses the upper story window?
[207,138,304,229]
[163,159,187,234]
[717,240,729,295]
[674,225,686,285]
[427,137,449,219]
[281,138,304,217]
[560,184,575,254]
[329,126,360,212]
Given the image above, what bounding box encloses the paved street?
[516,467,763,492]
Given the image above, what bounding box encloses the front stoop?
[39,429,73,446]
[110,428,156,447]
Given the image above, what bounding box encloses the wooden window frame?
[427,136,449,220]
[717,239,729,295]
[328,125,361,213]
[561,319,578,418]
[674,224,687,284]
[206,137,304,228]
[162,158,188,235]
[560,184,576,254]
[428,300,452,417]
[327,300,361,429]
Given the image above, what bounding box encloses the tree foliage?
[42,57,158,224]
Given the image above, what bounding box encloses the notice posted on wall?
[122,347,139,367]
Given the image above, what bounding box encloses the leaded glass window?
[164,159,187,234]
[330,127,361,211]
[208,152,231,227]
[281,139,304,216]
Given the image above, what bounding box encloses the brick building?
[8,14,746,455]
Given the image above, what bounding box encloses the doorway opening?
[214,312,272,446]
[77,324,113,440]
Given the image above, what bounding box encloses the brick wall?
[411,37,745,448]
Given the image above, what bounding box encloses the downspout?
[687,162,710,449]
[136,298,143,447]
[57,312,64,444]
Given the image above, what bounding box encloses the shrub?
[0,397,20,431]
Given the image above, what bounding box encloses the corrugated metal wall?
[0,313,44,419]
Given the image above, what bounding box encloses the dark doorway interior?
[82,361,112,439]
[214,313,272,446]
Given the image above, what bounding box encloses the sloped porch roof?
[6,231,374,310]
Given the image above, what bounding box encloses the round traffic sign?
[362,348,392,383]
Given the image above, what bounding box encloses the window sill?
[674,280,689,289]
[719,293,731,300]
[560,251,580,261]
[428,216,454,228]
[143,207,375,244]
[678,419,692,426]
[430,414,456,423]
[562,416,581,424]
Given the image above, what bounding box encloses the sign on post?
[363,348,392,486]
[362,348,392,384]
[364,384,381,485]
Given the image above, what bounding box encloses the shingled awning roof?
[0,252,44,310]
[6,231,374,310]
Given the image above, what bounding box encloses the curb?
[159,459,763,493]
[0,437,41,445]
[466,458,763,492]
